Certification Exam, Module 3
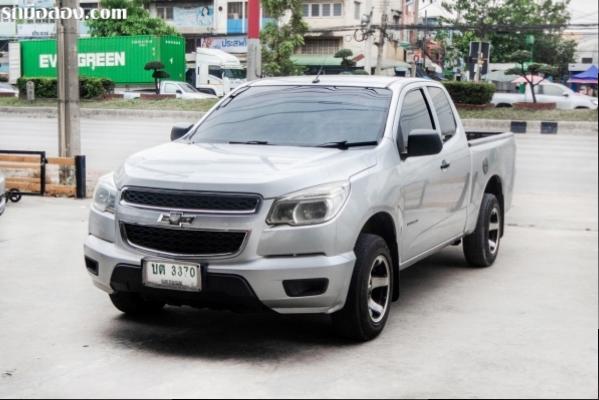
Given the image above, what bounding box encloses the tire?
[463,193,502,267]
[332,233,394,342]
[109,292,165,315]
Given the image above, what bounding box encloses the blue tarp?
[573,65,598,79]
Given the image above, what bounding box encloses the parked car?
[0,82,18,97]
[122,80,217,100]
[0,173,6,215]
[492,82,598,109]
[84,76,516,341]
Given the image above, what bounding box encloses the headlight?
[92,174,117,214]
[266,182,350,226]
[591,99,598,105]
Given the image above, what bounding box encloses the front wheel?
[463,193,502,267]
[332,233,394,342]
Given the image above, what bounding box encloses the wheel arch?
[358,211,400,301]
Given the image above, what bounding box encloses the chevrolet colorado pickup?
[84,76,516,341]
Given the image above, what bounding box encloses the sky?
[567,0,599,24]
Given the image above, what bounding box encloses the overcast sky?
[567,0,599,24]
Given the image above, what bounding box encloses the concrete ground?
[0,118,597,397]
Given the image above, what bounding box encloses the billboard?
[200,36,247,53]
[20,35,186,84]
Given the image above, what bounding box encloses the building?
[293,0,409,75]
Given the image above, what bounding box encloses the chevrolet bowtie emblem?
[158,212,195,227]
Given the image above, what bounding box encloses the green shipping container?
[20,35,185,84]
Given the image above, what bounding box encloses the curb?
[0,106,204,121]
[1,106,597,135]
[461,118,597,135]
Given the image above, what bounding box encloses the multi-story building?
[295,0,408,74]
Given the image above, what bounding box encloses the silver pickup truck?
[84,76,516,341]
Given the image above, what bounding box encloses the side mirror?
[562,91,570,97]
[176,89,183,95]
[171,123,193,141]
[405,129,443,157]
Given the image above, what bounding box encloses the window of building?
[299,37,342,55]
[228,2,244,19]
[303,2,343,17]
[333,3,342,16]
[311,4,320,17]
[354,2,361,20]
[156,6,173,20]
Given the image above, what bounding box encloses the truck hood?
[115,142,377,198]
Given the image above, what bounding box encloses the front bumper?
[84,234,356,314]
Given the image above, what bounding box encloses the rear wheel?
[109,292,165,315]
[463,193,502,267]
[332,233,393,342]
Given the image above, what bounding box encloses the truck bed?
[466,131,514,145]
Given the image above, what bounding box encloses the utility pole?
[246,0,261,80]
[374,5,388,75]
[56,0,80,178]
[363,1,373,75]
[422,9,427,73]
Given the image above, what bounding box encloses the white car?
[123,81,217,100]
[0,173,6,215]
[0,83,18,97]
[492,82,598,110]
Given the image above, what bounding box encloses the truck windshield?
[223,69,246,79]
[180,83,199,93]
[190,85,392,147]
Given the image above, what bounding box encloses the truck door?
[396,87,469,261]
[425,86,471,243]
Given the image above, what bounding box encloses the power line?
[310,23,599,34]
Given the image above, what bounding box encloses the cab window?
[428,86,457,140]
[163,84,178,94]
[398,89,435,150]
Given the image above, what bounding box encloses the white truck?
[492,82,598,109]
[122,80,217,100]
[85,76,516,341]
[194,48,246,97]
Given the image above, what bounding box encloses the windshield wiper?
[315,140,379,150]
[228,140,270,145]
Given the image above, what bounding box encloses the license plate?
[142,260,202,292]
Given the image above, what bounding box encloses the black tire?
[463,193,502,267]
[109,292,165,315]
[332,233,394,342]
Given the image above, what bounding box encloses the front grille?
[123,224,246,256]
[121,188,260,213]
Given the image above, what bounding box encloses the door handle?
[440,160,451,170]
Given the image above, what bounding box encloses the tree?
[505,50,558,103]
[441,0,575,72]
[260,0,308,76]
[87,0,178,37]
[144,61,170,94]
[334,49,356,67]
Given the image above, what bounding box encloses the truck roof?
[195,48,242,64]
[248,75,432,89]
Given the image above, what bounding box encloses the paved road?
[0,116,597,398]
